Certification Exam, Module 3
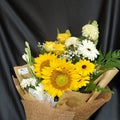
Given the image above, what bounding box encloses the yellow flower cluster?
[43,30,71,56]
[34,53,95,97]
[43,42,65,55]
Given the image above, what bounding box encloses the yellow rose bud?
[52,43,65,55]
[57,30,71,43]
[43,41,55,52]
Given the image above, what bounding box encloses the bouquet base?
[22,100,75,120]
[22,90,112,120]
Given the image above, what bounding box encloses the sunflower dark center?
[82,65,87,69]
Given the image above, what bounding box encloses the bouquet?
[13,20,120,120]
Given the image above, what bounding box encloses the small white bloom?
[65,37,79,48]
[82,24,99,40]
[78,39,99,61]
[29,77,36,87]
[20,77,36,89]
[22,54,29,62]
[25,41,30,48]
[20,79,31,89]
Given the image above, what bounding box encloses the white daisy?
[78,39,99,61]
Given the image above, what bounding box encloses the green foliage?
[83,82,113,93]
[37,42,46,55]
[96,50,120,70]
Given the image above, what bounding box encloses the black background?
[0,0,120,120]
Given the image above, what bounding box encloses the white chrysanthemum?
[20,77,36,89]
[78,39,99,61]
[65,37,79,48]
[82,24,99,40]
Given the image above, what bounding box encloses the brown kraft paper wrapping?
[12,66,119,120]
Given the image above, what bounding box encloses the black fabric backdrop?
[0,0,120,120]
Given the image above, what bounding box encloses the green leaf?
[95,85,114,93]
[84,82,113,93]
[97,50,120,70]
[105,50,112,60]
[96,51,104,64]
[57,28,60,34]
[91,72,103,81]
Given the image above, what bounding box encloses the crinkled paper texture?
[22,90,111,120]
[13,65,114,120]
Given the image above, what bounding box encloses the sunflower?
[33,53,57,78]
[41,58,84,97]
[77,75,90,88]
[75,59,95,76]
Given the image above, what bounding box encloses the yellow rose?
[52,43,65,55]
[57,30,71,43]
[43,41,55,52]
[43,41,65,55]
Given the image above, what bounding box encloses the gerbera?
[33,53,57,78]
[41,58,85,97]
[78,39,99,61]
[75,59,95,76]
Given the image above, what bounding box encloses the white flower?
[29,86,47,101]
[28,84,56,106]
[20,77,36,89]
[78,39,99,61]
[20,79,30,89]
[82,23,99,40]
[29,77,36,87]
[22,54,29,62]
[65,37,79,48]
